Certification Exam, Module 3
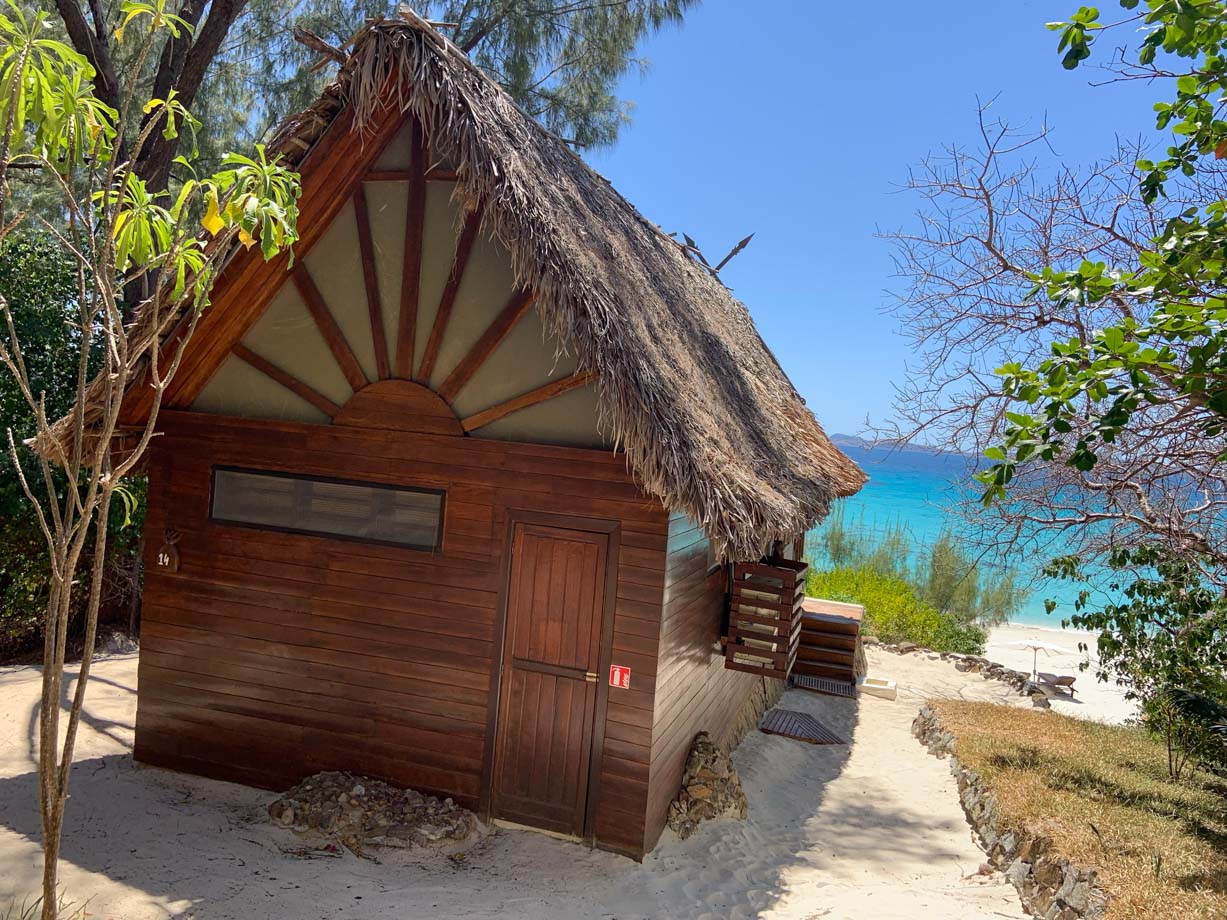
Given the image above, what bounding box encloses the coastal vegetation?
[805,507,1013,654]
[886,0,1227,781]
[932,700,1227,919]
[806,567,986,655]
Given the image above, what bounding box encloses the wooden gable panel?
[120,97,409,426]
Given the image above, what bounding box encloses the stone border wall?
[867,636,1055,708]
[912,705,1108,920]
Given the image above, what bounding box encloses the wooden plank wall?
[134,410,668,857]
[642,513,761,851]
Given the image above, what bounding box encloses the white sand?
[985,623,1138,724]
[0,639,1126,919]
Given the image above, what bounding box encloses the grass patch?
[1,897,88,920]
[931,700,1227,919]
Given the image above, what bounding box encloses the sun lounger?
[1037,672,1076,697]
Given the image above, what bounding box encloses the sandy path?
[0,649,1042,920]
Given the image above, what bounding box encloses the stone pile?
[666,732,748,840]
[268,771,479,853]
[913,706,1108,919]
[865,636,1053,708]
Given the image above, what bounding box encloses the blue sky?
[587,0,1159,436]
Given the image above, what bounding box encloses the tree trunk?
[40,812,61,919]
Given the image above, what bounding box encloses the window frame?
[208,465,447,553]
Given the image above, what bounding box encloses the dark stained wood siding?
[642,513,761,852]
[135,410,668,857]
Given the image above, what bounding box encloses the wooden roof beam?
[231,343,341,418]
[353,184,390,380]
[395,117,427,378]
[416,204,484,385]
[291,266,369,393]
[461,370,596,432]
[437,289,536,403]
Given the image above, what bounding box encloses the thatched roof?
[64,12,866,560]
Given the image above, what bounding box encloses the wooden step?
[800,612,861,636]
[795,644,856,666]
[791,659,856,681]
[797,627,857,650]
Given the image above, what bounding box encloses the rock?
[1035,860,1064,888]
[862,635,881,646]
[1031,693,1052,709]
[898,641,918,653]
[95,629,139,655]
[267,800,294,825]
[1062,879,1092,913]
[267,771,478,852]
[1032,889,1055,915]
[666,732,748,839]
[999,832,1019,860]
[955,660,974,672]
[980,825,999,852]
[1006,858,1031,888]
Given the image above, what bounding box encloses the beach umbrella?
[1005,640,1071,678]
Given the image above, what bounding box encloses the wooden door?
[492,521,610,836]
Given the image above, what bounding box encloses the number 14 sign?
[609,664,631,690]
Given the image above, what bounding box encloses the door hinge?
[584,671,598,683]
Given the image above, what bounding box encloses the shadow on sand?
[0,680,883,919]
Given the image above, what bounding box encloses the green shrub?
[810,506,1023,627]
[0,232,145,658]
[806,566,986,655]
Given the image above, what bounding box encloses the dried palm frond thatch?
[46,12,866,561]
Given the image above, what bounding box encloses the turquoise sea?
[807,440,1089,628]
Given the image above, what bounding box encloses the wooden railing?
[723,559,808,680]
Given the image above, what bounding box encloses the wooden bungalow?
[82,15,866,858]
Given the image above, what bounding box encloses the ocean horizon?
[807,438,1099,630]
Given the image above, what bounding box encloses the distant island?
[830,433,974,459]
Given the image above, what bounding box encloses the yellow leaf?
[238,227,255,249]
[201,190,224,236]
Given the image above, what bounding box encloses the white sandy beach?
[0,637,1131,920]
[986,622,1138,724]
